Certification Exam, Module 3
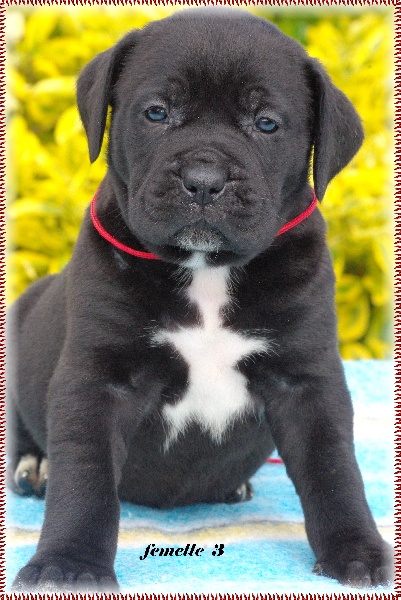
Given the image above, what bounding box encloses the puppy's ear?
[308,58,364,201]
[77,31,140,163]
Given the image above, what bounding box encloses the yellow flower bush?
[306,13,393,359]
[6,7,393,358]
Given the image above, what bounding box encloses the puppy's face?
[77,11,363,266]
[110,17,313,265]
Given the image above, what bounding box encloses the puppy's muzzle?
[174,222,225,252]
[181,162,227,207]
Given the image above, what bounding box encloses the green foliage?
[305,13,393,358]
[6,7,393,358]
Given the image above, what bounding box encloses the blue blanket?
[6,361,394,592]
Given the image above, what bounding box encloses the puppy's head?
[77,10,363,266]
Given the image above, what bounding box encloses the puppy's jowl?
[7,9,392,591]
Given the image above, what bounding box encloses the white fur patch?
[152,259,271,448]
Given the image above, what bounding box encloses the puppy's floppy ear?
[308,58,364,201]
[77,31,140,163]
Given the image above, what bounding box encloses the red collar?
[90,190,318,261]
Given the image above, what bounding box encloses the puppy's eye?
[255,117,279,134]
[145,106,169,122]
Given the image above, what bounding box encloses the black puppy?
[8,9,392,591]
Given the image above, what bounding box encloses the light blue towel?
[6,361,394,592]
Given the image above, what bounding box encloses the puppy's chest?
[152,266,270,448]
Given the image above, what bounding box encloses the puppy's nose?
[182,164,226,206]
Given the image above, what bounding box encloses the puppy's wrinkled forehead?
[115,13,309,108]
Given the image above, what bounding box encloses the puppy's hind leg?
[224,481,254,504]
[13,455,48,498]
[7,410,48,498]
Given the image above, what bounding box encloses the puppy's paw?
[12,557,118,592]
[313,539,393,588]
[224,481,254,504]
[10,454,48,497]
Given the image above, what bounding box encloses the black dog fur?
[7,9,393,591]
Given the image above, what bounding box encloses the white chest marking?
[152,262,270,448]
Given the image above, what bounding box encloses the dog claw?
[345,561,372,588]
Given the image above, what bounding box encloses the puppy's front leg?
[266,369,393,588]
[12,364,132,592]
